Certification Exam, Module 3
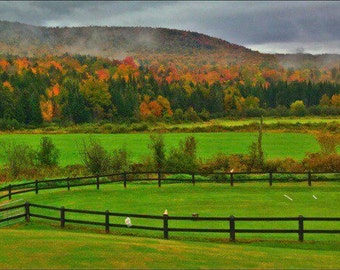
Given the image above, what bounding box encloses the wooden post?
[158,171,161,187]
[230,215,235,241]
[192,173,195,186]
[298,215,304,242]
[35,180,39,194]
[163,213,169,239]
[269,172,273,186]
[230,173,234,187]
[8,184,11,200]
[67,179,70,191]
[308,171,312,186]
[60,207,65,228]
[123,172,127,188]
[96,176,100,189]
[105,210,110,233]
[25,202,30,222]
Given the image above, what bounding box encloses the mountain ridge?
[0,20,339,69]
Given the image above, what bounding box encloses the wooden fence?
[0,171,339,201]
[1,202,339,242]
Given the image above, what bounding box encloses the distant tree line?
[0,54,339,129]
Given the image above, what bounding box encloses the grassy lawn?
[0,182,339,268]
[0,224,339,269]
[4,182,339,241]
[0,132,320,166]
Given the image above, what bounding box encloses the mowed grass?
[1,182,339,269]
[0,132,320,166]
[8,182,340,241]
[1,224,339,269]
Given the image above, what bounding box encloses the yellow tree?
[224,85,243,112]
[80,76,112,120]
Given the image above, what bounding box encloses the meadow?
[1,182,339,268]
[0,132,320,167]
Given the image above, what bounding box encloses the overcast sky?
[0,1,339,54]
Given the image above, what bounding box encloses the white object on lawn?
[313,195,318,199]
[125,217,132,227]
[284,194,293,201]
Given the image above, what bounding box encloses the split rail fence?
[0,201,339,242]
[0,171,339,242]
[0,171,339,201]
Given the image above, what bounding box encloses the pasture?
[0,132,321,166]
[0,181,339,268]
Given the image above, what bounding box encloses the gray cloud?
[0,1,339,54]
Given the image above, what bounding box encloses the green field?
[1,182,339,268]
[0,132,321,166]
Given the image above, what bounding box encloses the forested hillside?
[0,53,339,128]
[0,21,339,128]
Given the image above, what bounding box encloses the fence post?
[25,202,30,222]
[8,184,11,200]
[163,213,169,239]
[60,206,65,228]
[35,180,39,194]
[269,172,273,186]
[105,210,110,233]
[67,178,70,191]
[192,173,195,186]
[96,176,100,190]
[230,215,235,241]
[230,173,234,187]
[123,172,127,188]
[158,171,161,187]
[308,171,312,186]
[298,215,304,242]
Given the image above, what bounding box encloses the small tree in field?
[111,147,130,172]
[2,143,35,178]
[81,139,111,175]
[166,136,198,172]
[315,132,340,155]
[244,116,265,171]
[148,133,166,171]
[35,136,60,167]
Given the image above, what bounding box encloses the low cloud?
[0,1,339,54]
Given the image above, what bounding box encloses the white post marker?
[284,194,293,201]
[313,195,318,199]
[125,217,132,227]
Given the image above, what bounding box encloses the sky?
[0,1,339,55]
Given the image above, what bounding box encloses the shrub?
[2,143,35,178]
[0,118,21,130]
[302,153,340,172]
[315,132,340,154]
[81,139,111,175]
[111,147,130,172]
[200,153,229,173]
[166,136,198,173]
[35,136,60,167]
[148,133,166,170]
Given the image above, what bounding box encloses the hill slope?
[2,20,338,69]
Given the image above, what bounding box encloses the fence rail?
[0,171,339,201]
[0,202,338,242]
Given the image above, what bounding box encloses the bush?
[111,147,130,172]
[35,136,60,167]
[2,143,35,178]
[0,118,21,130]
[315,132,340,154]
[302,153,340,172]
[165,136,198,173]
[148,133,166,170]
[81,139,111,175]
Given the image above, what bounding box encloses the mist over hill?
[1,20,338,69]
